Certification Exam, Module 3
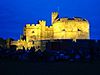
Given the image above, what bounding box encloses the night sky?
[0,0,100,40]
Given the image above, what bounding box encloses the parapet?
[39,20,46,26]
[32,24,35,26]
[60,18,68,22]
[26,24,31,27]
[74,17,88,22]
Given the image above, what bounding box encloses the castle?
[11,12,90,51]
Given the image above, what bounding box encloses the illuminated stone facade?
[11,12,90,51]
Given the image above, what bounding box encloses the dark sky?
[0,0,100,40]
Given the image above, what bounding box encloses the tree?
[0,37,6,48]
[6,38,14,48]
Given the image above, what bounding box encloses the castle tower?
[51,12,59,24]
[39,20,46,40]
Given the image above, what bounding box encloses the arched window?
[62,29,66,31]
[32,31,34,33]
[78,29,81,31]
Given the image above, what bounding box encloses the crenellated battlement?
[39,20,46,26]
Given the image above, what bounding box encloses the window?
[32,41,34,44]
[32,31,34,33]
[62,29,66,31]
[78,29,81,31]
